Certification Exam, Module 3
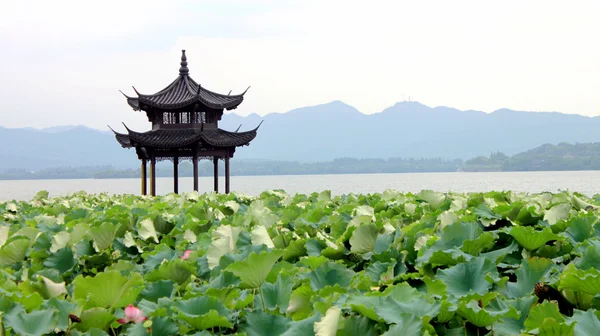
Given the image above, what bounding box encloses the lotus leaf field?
[2,189,600,335]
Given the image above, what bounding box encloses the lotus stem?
[259,286,266,310]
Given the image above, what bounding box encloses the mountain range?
[2,100,600,171]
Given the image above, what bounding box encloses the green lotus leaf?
[18,292,44,312]
[524,300,564,331]
[282,239,307,261]
[225,249,283,288]
[43,246,76,274]
[481,240,520,263]
[173,295,231,330]
[565,309,600,336]
[492,296,537,336]
[0,236,30,266]
[425,248,470,268]
[314,306,341,336]
[49,231,71,253]
[346,295,385,322]
[380,313,422,336]
[73,270,144,309]
[206,225,242,270]
[457,297,519,328]
[138,218,159,244]
[438,210,459,228]
[337,315,377,336]
[374,296,440,324]
[125,323,150,336]
[70,328,111,336]
[504,257,553,298]
[148,316,180,336]
[373,233,394,254]
[72,307,114,332]
[43,297,76,331]
[461,232,496,255]
[301,261,355,291]
[282,313,321,336]
[349,224,379,254]
[473,203,501,220]
[88,222,119,251]
[141,244,177,272]
[146,259,195,285]
[178,310,232,331]
[241,310,291,336]
[537,318,575,336]
[37,275,68,299]
[0,224,9,247]
[417,222,482,265]
[509,226,559,251]
[139,280,175,302]
[571,193,596,211]
[544,203,572,225]
[576,239,600,270]
[286,283,314,320]
[251,225,275,248]
[3,306,59,336]
[417,190,446,210]
[436,300,456,323]
[152,214,175,235]
[262,273,294,313]
[435,256,499,297]
[559,263,600,296]
[365,261,394,283]
[565,216,594,243]
[244,200,280,228]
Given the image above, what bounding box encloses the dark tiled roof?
[202,128,258,147]
[128,128,204,148]
[109,125,259,149]
[121,50,248,111]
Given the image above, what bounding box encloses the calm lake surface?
[0,171,599,202]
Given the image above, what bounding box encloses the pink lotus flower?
[181,250,193,260]
[117,305,147,324]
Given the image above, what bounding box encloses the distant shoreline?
[1,168,600,181]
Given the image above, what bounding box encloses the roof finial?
[179,50,189,76]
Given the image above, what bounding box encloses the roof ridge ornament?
[179,50,189,76]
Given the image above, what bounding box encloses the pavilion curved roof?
[121,50,249,111]
[110,123,261,150]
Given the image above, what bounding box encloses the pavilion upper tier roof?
[121,50,249,111]
[111,123,261,149]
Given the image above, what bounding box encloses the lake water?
[0,171,599,201]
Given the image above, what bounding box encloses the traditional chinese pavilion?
[110,50,260,196]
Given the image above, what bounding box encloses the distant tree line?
[2,142,600,180]
[463,142,600,172]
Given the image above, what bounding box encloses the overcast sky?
[1,0,599,130]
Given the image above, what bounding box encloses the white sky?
[0,0,599,130]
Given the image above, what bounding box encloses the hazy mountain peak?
[2,101,600,171]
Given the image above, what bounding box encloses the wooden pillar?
[141,159,147,195]
[150,156,156,196]
[213,157,219,193]
[193,154,198,192]
[225,155,230,194]
[173,157,179,194]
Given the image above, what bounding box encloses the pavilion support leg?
[173,157,179,194]
[225,155,230,194]
[150,157,156,196]
[213,157,219,193]
[193,155,198,192]
[141,159,147,196]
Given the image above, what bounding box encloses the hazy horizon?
[1,99,598,133]
[1,0,599,131]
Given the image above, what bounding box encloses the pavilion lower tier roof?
[112,126,259,149]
